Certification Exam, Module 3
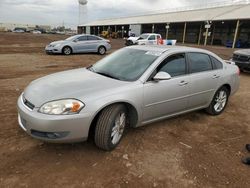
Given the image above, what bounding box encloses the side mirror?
[153,71,172,81]
[73,39,79,42]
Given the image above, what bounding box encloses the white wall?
[129,24,141,36]
[86,26,91,34]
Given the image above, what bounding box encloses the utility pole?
[182,22,187,44]
[232,20,240,49]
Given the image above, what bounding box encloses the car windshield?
[65,35,78,41]
[90,48,160,81]
[138,34,149,40]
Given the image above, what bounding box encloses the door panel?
[188,71,218,108]
[143,76,190,122]
[87,41,99,51]
[75,41,89,52]
[187,52,219,109]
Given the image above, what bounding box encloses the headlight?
[54,44,61,47]
[49,44,61,48]
[39,99,84,115]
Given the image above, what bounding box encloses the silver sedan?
[45,34,111,55]
[17,46,240,150]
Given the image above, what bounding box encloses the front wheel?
[62,46,72,55]
[98,46,106,55]
[206,86,229,115]
[94,104,128,151]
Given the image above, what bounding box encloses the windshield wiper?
[87,65,95,72]
[95,71,121,80]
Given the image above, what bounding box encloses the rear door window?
[87,36,101,41]
[188,53,213,73]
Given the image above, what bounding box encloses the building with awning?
[78,2,250,48]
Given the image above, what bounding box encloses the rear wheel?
[98,46,106,55]
[94,104,127,151]
[206,86,229,115]
[62,46,72,55]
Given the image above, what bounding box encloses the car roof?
[141,33,160,35]
[127,45,213,55]
[72,34,98,37]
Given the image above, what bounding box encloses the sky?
[0,0,248,28]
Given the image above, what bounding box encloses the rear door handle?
[212,75,220,79]
[179,80,188,86]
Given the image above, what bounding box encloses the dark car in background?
[232,49,250,71]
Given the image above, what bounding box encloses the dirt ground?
[0,32,250,188]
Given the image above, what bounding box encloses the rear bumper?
[17,95,93,143]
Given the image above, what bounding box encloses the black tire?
[98,46,106,55]
[126,40,133,46]
[62,46,72,55]
[206,86,229,115]
[94,104,127,151]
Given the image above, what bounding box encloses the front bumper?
[125,40,136,46]
[17,96,93,143]
[234,61,250,70]
[105,43,112,51]
[45,46,62,54]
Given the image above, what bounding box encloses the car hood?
[50,40,66,45]
[127,37,139,41]
[234,49,250,56]
[23,68,128,107]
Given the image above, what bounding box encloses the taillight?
[237,67,240,75]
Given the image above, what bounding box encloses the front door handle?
[212,75,220,79]
[179,80,188,86]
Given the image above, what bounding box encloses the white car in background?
[13,29,25,33]
[125,33,162,46]
[33,30,42,34]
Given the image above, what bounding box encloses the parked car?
[125,33,162,46]
[32,30,42,34]
[13,29,25,33]
[45,34,111,55]
[17,46,239,151]
[232,49,250,71]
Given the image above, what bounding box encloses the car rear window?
[211,56,223,69]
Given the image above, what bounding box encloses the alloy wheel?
[111,112,126,145]
[214,90,227,113]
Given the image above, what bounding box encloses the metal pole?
[182,22,187,44]
[152,24,155,33]
[122,26,124,38]
[78,5,80,25]
[232,20,240,49]
[211,24,215,45]
[198,24,202,45]
[166,28,169,40]
[204,27,209,46]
